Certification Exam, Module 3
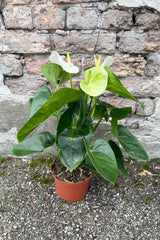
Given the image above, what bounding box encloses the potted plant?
[12,51,149,202]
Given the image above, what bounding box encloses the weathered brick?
[3,0,47,4]
[145,53,160,77]
[3,0,31,4]
[67,7,98,30]
[3,6,33,29]
[33,6,65,30]
[25,55,81,75]
[96,33,116,54]
[0,54,23,77]
[83,56,146,77]
[136,98,154,116]
[0,93,30,132]
[101,98,136,113]
[119,31,160,54]
[114,0,160,13]
[0,15,2,29]
[135,13,160,30]
[53,32,98,54]
[25,55,49,75]
[121,78,160,98]
[5,74,46,95]
[0,32,51,54]
[52,0,96,3]
[148,96,160,121]
[101,10,132,30]
[111,57,146,77]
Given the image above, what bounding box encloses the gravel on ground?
[0,157,159,240]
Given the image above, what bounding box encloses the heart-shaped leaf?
[110,106,132,120]
[12,131,55,156]
[41,63,69,86]
[117,125,149,161]
[84,138,118,184]
[109,140,128,176]
[57,116,93,171]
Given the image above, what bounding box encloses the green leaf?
[109,140,128,176]
[111,119,118,138]
[29,97,34,107]
[41,63,69,86]
[104,66,143,108]
[110,106,132,120]
[117,125,149,161]
[57,116,93,171]
[80,66,108,97]
[97,100,132,120]
[68,96,85,127]
[29,86,52,117]
[94,104,107,120]
[12,131,56,156]
[83,156,97,172]
[84,138,118,184]
[17,88,81,142]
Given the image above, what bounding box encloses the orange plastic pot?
[51,163,93,202]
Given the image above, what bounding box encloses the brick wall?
[0,0,160,158]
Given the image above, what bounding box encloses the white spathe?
[49,51,79,74]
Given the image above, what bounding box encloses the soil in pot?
[51,160,93,202]
[52,159,92,183]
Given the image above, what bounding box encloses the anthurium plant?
[12,51,149,184]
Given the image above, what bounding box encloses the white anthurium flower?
[49,51,79,74]
[94,55,114,68]
[80,66,108,97]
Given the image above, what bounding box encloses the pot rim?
[50,161,93,185]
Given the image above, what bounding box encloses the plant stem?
[100,131,112,139]
[53,144,59,152]
[91,97,96,118]
[43,150,58,159]
[93,118,103,132]
[58,109,62,118]
[70,73,72,89]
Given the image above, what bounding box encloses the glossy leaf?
[12,131,55,156]
[41,63,69,86]
[84,138,118,183]
[110,106,132,120]
[109,140,128,176]
[57,116,93,171]
[29,86,52,117]
[104,66,143,108]
[41,63,62,86]
[68,96,85,127]
[98,100,132,120]
[17,88,81,142]
[83,156,97,172]
[117,125,149,161]
[94,105,107,120]
[80,66,108,97]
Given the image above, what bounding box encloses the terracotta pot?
[50,162,93,202]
